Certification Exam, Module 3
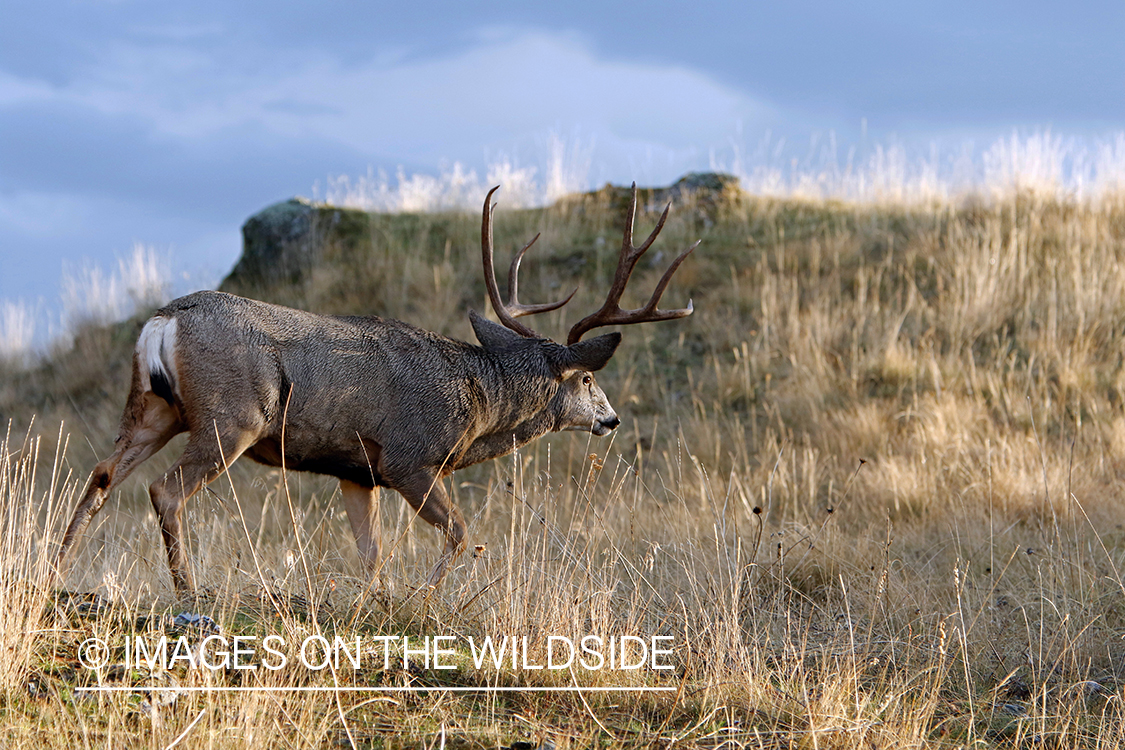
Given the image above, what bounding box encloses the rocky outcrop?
[574,172,744,218]
[223,173,742,293]
[221,198,371,295]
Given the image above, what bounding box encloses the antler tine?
[600,187,672,311]
[639,239,699,314]
[566,183,696,345]
[508,234,578,317]
[481,186,576,338]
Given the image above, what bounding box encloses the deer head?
[474,184,699,436]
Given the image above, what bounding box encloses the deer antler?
[566,183,698,345]
[481,186,577,338]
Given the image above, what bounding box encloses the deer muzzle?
[593,414,621,436]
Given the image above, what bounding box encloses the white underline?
[75,685,676,693]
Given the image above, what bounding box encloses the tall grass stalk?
[0,423,69,693]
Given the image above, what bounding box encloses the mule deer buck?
[55,184,698,591]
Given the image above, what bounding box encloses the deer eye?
[582,374,593,386]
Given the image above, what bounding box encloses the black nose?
[603,416,620,430]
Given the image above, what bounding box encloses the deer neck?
[455,346,561,469]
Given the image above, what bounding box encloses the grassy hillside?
[4,186,1125,747]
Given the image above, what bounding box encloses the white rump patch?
[136,316,179,397]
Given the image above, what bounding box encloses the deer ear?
[547,332,622,376]
[470,309,526,349]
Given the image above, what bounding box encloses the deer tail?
[136,316,179,405]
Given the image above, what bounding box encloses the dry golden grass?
[4,189,1125,747]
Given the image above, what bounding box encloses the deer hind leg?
[148,428,254,593]
[340,479,387,581]
[56,391,184,582]
[393,470,466,588]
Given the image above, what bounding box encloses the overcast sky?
[1,0,1122,315]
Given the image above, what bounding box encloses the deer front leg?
[392,470,466,588]
[340,479,384,578]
